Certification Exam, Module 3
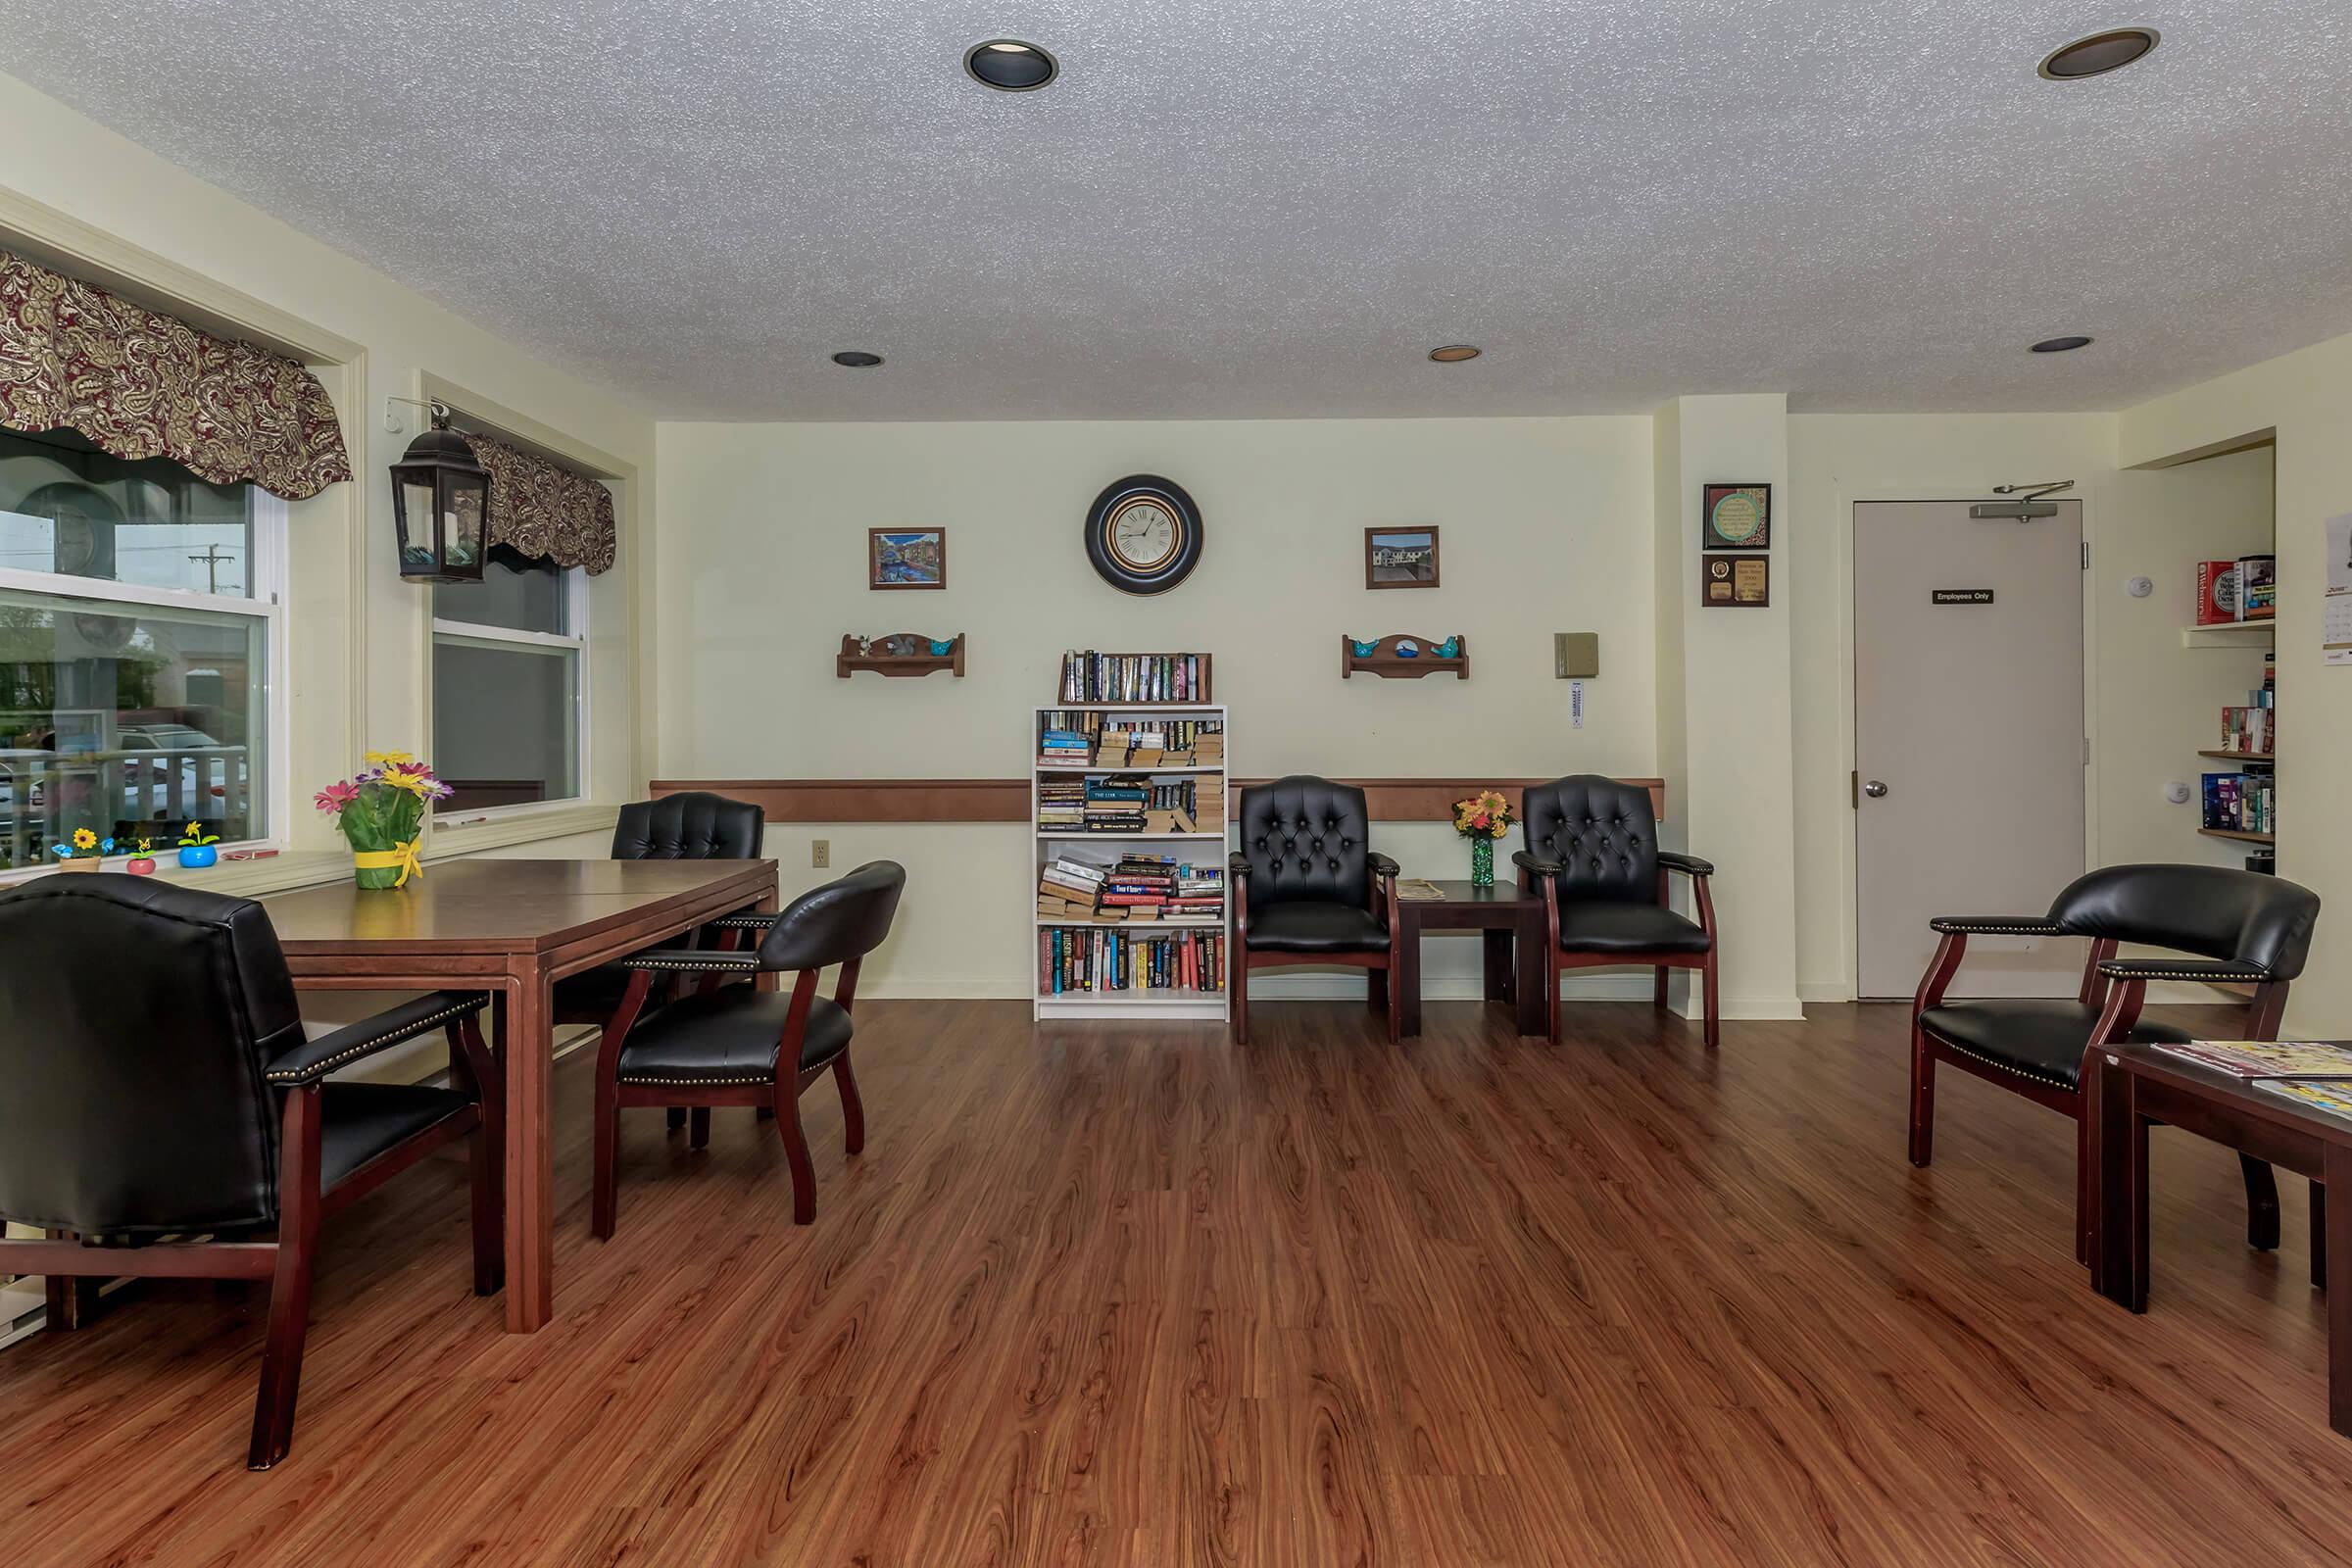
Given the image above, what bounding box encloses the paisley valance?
[0,249,351,501]
[459,428,615,575]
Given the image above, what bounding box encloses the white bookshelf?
[1032,703,1229,1022]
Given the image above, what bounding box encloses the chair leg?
[1653,966,1669,1009]
[1699,950,1719,1050]
[666,1107,688,1133]
[593,1075,620,1242]
[832,1053,865,1155]
[1547,953,1561,1045]
[2243,1154,2281,1251]
[689,1107,711,1150]
[249,1088,321,1472]
[2315,1182,2329,1291]
[1907,1029,1936,1169]
[774,1086,817,1225]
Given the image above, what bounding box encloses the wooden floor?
[6,998,2352,1566]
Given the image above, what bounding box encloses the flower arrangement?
[50,826,114,871]
[125,833,158,875]
[177,819,221,868]
[316,750,452,889]
[1450,789,1518,887]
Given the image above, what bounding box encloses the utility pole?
[187,544,238,595]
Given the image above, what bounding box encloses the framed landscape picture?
[1365,526,1441,589]
[869,527,946,589]
[1701,483,1771,550]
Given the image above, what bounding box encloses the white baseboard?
[1247,972,1654,1002]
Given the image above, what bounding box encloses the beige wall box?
[1554,632,1599,678]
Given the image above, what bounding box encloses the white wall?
[657,416,1657,997]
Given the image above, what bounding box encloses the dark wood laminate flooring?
[4,1000,2348,1566]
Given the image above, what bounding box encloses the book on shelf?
[1057,651,1212,705]
[2151,1040,2352,1079]
[1040,925,1225,995]
[2254,1079,2352,1118]
[2237,554,2277,621]
[2196,559,2240,625]
[2202,769,2275,834]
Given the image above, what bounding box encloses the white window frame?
[429,562,591,823]
[0,491,290,881]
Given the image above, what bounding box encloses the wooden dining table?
[261,858,777,1332]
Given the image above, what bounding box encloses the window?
[431,545,584,813]
[0,426,280,871]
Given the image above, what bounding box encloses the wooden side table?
[1393,880,1547,1038]
[2088,1041,2350,1435]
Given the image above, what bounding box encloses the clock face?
[1086,475,1202,595]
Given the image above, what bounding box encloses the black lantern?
[389,401,489,583]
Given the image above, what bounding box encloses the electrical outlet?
[811,839,830,868]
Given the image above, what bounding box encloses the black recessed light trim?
[2038,27,2159,80]
[964,38,1058,92]
[2030,335,2094,354]
[831,351,883,368]
[1429,344,1483,363]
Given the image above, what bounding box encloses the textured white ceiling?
[6,1,2350,418]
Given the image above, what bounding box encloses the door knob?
[1863,780,1889,798]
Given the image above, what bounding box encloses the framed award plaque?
[1701,483,1771,550]
[1701,552,1770,608]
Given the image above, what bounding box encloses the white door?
[1854,500,2086,999]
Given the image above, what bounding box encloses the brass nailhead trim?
[266,997,486,1083]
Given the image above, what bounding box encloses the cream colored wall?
[2122,328,2352,1036]
[656,416,1657,998]
[0,71,656,839]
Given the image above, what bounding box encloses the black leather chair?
[0,874,498,1471]
[555,792,766,1145]
[591,860,906,1234]
[1910,862,2321,1263]
[1513,776,1717,1048]
[1229,776,1402,1046]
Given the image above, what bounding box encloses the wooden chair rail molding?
[654,778,1666,825]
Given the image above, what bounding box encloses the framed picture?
[1364,526,1441,589]
[1701,483,1771,550]
[868,527,946,589]
[1701,552,1770,608]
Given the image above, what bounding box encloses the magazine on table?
[2151,1039,2352,1079]
[1393,879,1448,902]
[2254,1079,2352,1119]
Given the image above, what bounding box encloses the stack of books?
[1037,854,1106,917]
[1082,775,1149,833]
[2220,674,2277,755]
[1038,725,1093,767]
[1040,926,1225,994]
[1037,778,1087,832]
[1058,651,1210,704]
[1094,855,1226,922]
[1097,727,1132,767]
[2202,770,2275,835]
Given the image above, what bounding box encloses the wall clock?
[1086,474,1202,595]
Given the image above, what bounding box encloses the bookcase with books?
[1032,698,1229,1021]
[2198,650,2277,862]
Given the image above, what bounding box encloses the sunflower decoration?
[51,826,116,862]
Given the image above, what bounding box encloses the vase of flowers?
[51,826,112,871]
[176,821,220,867]
[316,750,451,889]
[1450,789,1517,888]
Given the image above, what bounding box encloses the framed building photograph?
[1701,483,1771,550]
[1364,526,1441,589]
[1701,552,1770,607]
[868,527,946,589]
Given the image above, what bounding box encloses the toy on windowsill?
[50,827,113,872]
[125,833,158,875]
[176,820,222,869]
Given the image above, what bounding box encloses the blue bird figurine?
[1435,636,1459,659]
[929,637,955,656]
[1350,637,1378,658]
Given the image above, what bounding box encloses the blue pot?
[178,844,218,868]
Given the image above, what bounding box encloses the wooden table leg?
[1482,926,1512,1004]
[1511,909,1546,1036]
[2090,1054,2137,1307]
[503,957,554,1333]
[2327,1143,2352,1437]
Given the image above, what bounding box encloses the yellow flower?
[186,821,203,839]
[379,765,435,798]
[366,749,416,766]
[73,827,97,850]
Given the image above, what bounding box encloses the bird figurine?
[1350,637,1379,658]
[1435,636,1459,659]
[929,637,955,656]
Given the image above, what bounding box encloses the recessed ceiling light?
[2030,335,2094,354]
[964,39,1057,92]
[2038,27,2159,80]
[1429,344,1482,363]
[831,351,883,368]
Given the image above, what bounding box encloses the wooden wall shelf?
[2198,826,2275,846]
[838,632,964,678]
[2197,750,2274,764]
[1342,633,1468,679]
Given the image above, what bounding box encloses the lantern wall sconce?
[387,398,489,583]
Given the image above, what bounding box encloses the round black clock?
[1085,474,1202,595]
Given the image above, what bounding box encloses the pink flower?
[314,780,359,813]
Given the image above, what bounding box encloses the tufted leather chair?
[0,873,499,1471]
[1514,776,1717,1047]
[1229,776,1402,1045]
[554,791,766,1035]
[1910,863,2321,1269]
[592,861,906,1234]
